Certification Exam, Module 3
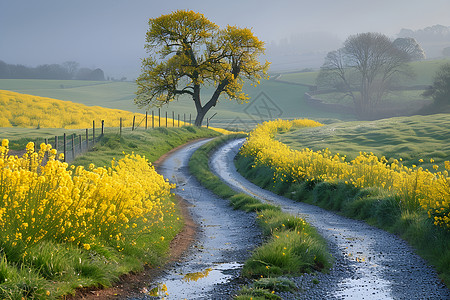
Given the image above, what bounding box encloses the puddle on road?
[335,276,392,299]
[183,268,213,282]
[143,262,243,299]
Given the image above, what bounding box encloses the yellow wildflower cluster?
[240,119,450,229]
[0,139,174,250]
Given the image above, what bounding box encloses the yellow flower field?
[0,139,174,251]
[0,89,188,129]
[240,119,450,229]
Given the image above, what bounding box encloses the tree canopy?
[317,32,413,119]
[392,37,426,61]
[135,10,270,126]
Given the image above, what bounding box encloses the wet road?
[131,139,261,299]
[211,138,450,300]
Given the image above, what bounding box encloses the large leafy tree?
[317,32,412,119]
[135,10,270,126]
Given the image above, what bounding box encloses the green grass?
[408,58,450,85]
[276,71,319,86]
[318,90,429,105]
[188,135,331,299]
[277,114,450,171]
[0,127,221,299]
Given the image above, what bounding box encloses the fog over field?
[1,0,450,79]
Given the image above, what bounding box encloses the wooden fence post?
[92,120,95,144]
[184,113,186,125]
[165,112,168,128]
[86,129,89,149]
[158,108,161,127]
[120,118,122,136]
[152,111,154,128]
[79,135,82,151]
[132,116,136,131]
[189,114,192,125]
[63,133,66,162]
[172,111,175,127]
[71,134,75,159]
[44,138,49,160]
[101,120,104,136]
[55,136,58,152]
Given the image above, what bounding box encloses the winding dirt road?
[210,138,450,300]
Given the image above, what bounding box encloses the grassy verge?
[235,153,450,287]
[72,126,221,167]
[0,127,221,299]
[188,135,332,299]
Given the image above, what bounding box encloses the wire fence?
[28,109,204,163]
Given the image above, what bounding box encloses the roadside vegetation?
[0,127,220,299]
[189,135,332,299]
[236,118,450,286]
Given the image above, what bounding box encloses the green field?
[0,78,354,132]
[276,71,319,86]
[1,58,449,133]
[275,58,450,87]
[277,114,450,171]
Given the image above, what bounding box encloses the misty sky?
[1,0,449,78]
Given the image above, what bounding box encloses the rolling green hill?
[277,114,450,171]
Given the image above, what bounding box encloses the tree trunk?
[194,110,206,127]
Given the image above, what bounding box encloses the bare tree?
[393,37,426,61]
[62,61,79,79]
[317,32,413,119]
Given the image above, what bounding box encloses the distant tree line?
[0,60,105,81]
[398,24,450,57]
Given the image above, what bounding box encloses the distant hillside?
[398,24,450,58]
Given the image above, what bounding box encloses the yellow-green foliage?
[0,139,174,251]
[241,119,450,229]
[0,89,189,129]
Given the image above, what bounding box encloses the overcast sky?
[1,0,449,78]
